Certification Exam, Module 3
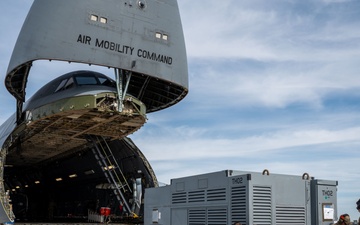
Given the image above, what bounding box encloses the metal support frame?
[114,68,133,113]
[88,135,139,218]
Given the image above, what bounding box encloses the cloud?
[185,60,360,111]
[176,0,360,110]
[180,0,360,63]
[132,122,360,161]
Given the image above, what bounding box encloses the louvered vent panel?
[208,208,227,225]
[207,188,227,202]
[189,209,206,225]
[253,186,272,225]
[231,186,247,222]
[189,190,205,203]
[172,192,187,204]
[276,206,306,225]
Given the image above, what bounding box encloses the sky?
[1,0,360,221]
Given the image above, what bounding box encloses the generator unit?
[144,170,337,225]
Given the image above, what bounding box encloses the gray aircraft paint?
[6,0,188,113]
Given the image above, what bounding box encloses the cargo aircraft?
[0,0,188,223]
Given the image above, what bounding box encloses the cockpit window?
[98,77,107,85]
[64,77,74,90]
[55,79,68,92]
[54,73,115,93]
[54,77,74,93]
[75,76,98,85]
[98,77,115,87]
